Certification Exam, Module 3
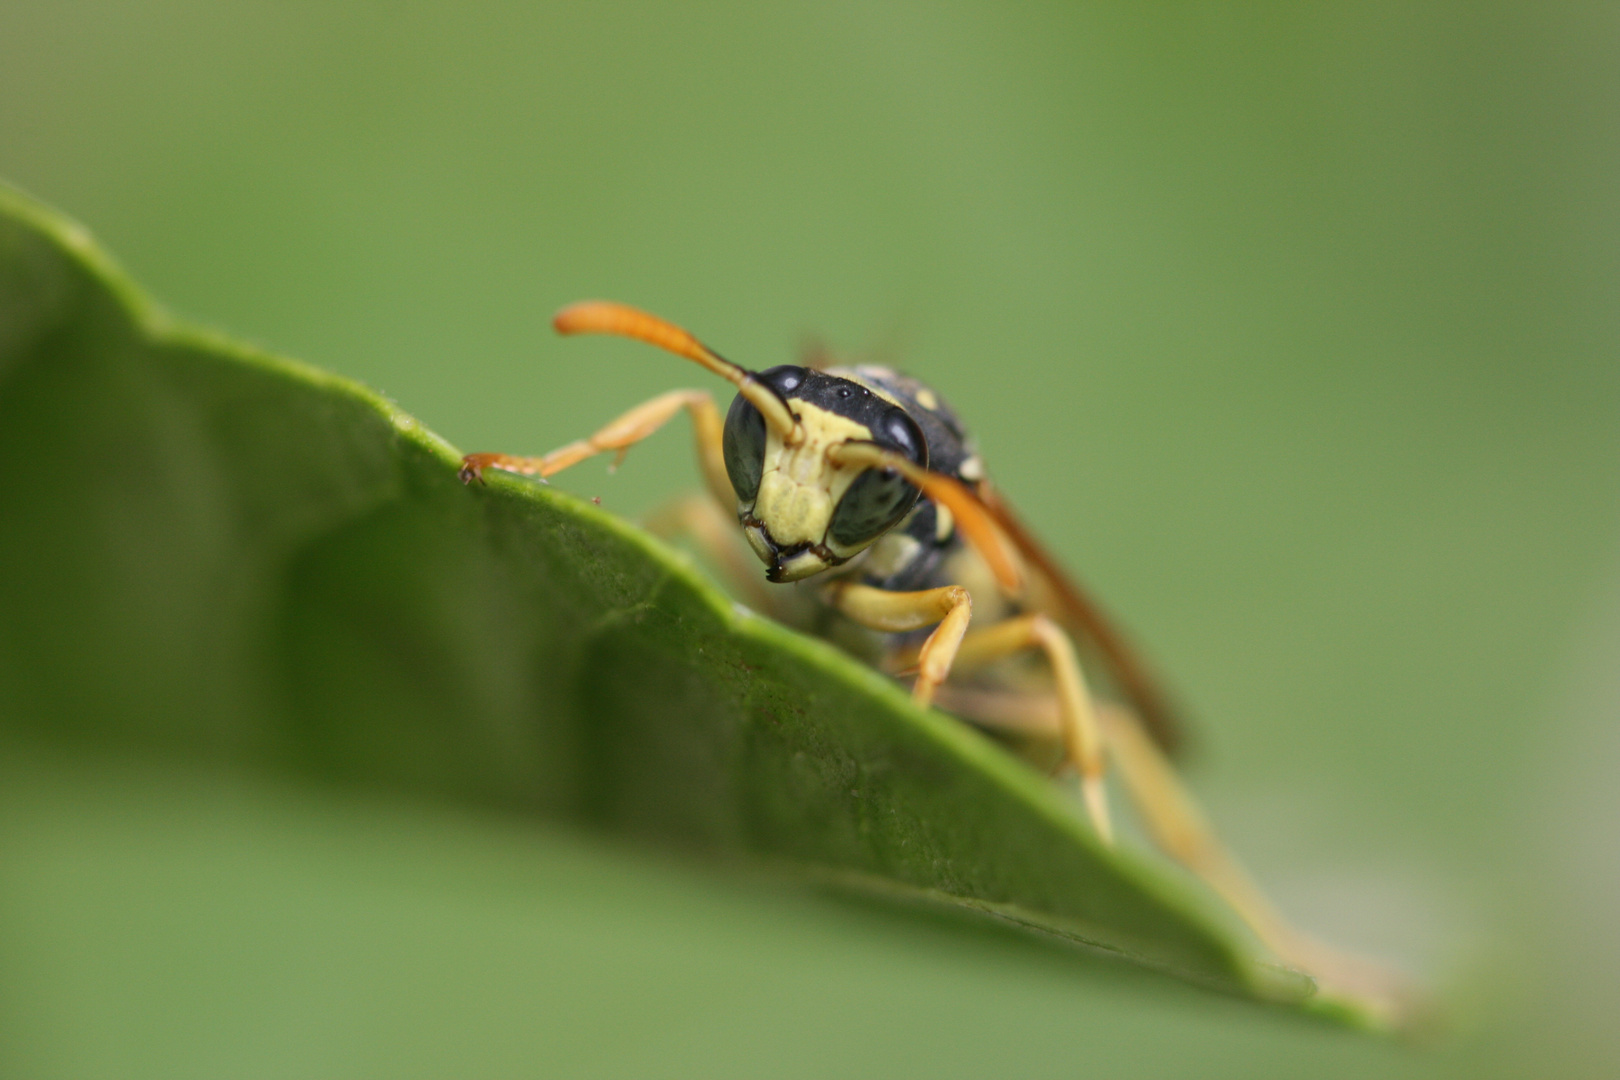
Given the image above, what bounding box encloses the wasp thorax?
[722,367,926,583]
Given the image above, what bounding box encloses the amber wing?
[973,481,1188,756]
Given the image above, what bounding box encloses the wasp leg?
[821,581,974,708]
[1097,704,1414,1017]
[1096,702,1288,940]
[459,388,734,509]
[935,615,1113,843]
[823,584,1109,843]
[932,684,1062,740]
[929,688,1410,1011]
[644,492,779,615]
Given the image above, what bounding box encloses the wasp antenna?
[553,301,799,439]
[831,443,1024,594]
[553,301,727,376]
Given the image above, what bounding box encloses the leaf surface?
[0,185,1379,1025]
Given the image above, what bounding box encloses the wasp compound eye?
[722,365,807,503]
[722,394,766,502]
[828,464,920,548]
[827,405,926,548]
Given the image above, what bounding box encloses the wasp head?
[547,302,931,585]
[723,367,927,582]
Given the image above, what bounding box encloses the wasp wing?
[827,443,1187,756]
[972,481,1188,757]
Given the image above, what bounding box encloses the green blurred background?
[2,1,1617,1076]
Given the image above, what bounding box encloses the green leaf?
[0,184,1384,1030]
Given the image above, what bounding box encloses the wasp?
[458,302,1406,1009]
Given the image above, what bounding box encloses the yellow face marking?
[914,388,939,410]
[958,455,984,482]
[751,399,874,548]
[934,502,954,543]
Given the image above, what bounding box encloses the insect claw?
[457,457,486,485]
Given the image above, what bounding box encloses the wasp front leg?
[459,388,735,510]
[820,582,975,709]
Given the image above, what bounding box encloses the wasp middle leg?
[882,612,1114,843]
[824,582,1115,842]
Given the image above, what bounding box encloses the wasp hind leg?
[937,686,1414,1017]
[459,388,734,509]
[1098,703,1416,1020]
